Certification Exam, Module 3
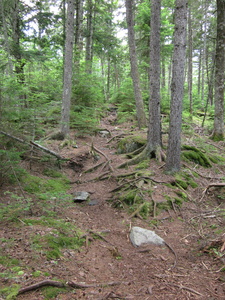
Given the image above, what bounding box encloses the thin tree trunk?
[165,0,187,173]
[85,0,93,74]
[213,0,225,140]
[60,0,76,138]
[125,0,147,129]
[187,6,193,116]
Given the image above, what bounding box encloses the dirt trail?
[1,112,225,299]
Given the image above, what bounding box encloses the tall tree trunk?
[11,0,27,105]
[165,0,187,173]
[212,0,225,140]
[125,0,147,129]
[74,0,83,70]
[187,6,193,116]
[60,0,76,138]
[146,0,162,156]
[85,0,93,74]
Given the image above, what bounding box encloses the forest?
[0,0,225,299]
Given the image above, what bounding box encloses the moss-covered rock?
[117,135,147,154]
[181,145,212,167]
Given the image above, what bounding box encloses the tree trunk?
[74,0,84,70]
[60,0,76,138]
[146,0,162,156]
[212,0,225,141]
[165,0,187,173]
[85,0,93,74]
[187,6,193,116]
[125,0,147,129]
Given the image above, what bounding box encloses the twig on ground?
[166,283,203,297]
[201,182,225,201]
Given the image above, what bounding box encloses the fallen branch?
[0,130,67,161]
[18,280,65,295]
[18,279,124,295]
[30,141,66,161]
[167,283,203,297]
[201,182,225,201]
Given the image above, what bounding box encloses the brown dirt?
[1,112,225,300]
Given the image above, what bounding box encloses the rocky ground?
[1,111,225,299]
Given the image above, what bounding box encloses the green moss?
[135,159,150,170]
[181,145,212,167]
[0,284,20,300]
[22,174,70,195]
[29,218,84,260]
[42,286,67,299]
[175,177,188,189]
[119,189,142,206]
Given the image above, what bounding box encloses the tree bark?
[146,0,162,156]
[165,0,187,173]
[85,0,93,73]
[212,0,225,140]
[187,6,193,115]
[60,0,76,138]
[125,0,147,129]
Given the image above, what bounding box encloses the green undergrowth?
[111,173,189,219]
[0,170,73,221]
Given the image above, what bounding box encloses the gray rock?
[130,226,165,247]
[73,191,90,202]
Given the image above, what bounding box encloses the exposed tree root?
[117,146,165,169]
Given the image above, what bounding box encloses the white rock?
[130,226,165,247]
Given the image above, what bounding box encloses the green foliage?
[72,71,104,107]
[0,148,26,184]
[70,106,101,135]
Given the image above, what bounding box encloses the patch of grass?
[24,217,84,260]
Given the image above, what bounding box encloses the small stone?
[130,226,164,247]
[73,191,90,202]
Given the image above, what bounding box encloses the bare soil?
[1,111,225,300]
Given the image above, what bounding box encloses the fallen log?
[0,130,67,161]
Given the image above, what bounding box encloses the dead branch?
[83,161,106,173]
[0,130,25,143]
[0,130,67,161]
[30,141,66,160]
[18,280,65,295]
[68,280,123,289]
[166,283,203,297]
[129,202,146,218]
[201,182,225,201]
[182,162,223,180]
[17,279,124,296]
[107,133,126,144]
